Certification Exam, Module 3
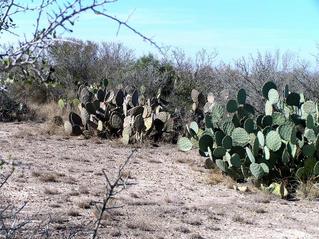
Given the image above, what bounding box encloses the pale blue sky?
[2,0,319,63]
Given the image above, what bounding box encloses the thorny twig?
[92,149,136,239]
[0,0,163,74]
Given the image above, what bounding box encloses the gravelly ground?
[0,122,318,239]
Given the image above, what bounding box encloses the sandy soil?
[0,122,318,239]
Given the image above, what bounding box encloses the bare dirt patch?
[0,122,318,238]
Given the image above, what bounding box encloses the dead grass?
[255,208,267,214]
[79,186,90,194]
[44,187,60,195]
[207,168,235,189]
[39,173,58,183]
[126,219,156,232]
[77,200,91,209]
[232,215,253,225]
[207,168,225,185]
[67,208,81,217]
[28,101,66,122]
[68,190,80,196]
[27,102,69,135]
[31,170,41,177]
[296,180,319,200]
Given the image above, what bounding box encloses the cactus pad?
[231,127,250,147]
[178,137,193,152]
[266,131,282,152]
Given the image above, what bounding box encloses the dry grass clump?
[67,208,81,217]
[77,200,91,209]
[44,187,60,195]
[27,102,68,135]
[295,180,319,200]
[39,172,59,182]
[28,101,65,122]
[207,167,235,188]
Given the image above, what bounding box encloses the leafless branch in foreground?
[92,149,136,239]
[0,0,163,75]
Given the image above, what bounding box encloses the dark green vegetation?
[179,81,319,197]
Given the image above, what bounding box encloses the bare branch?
[91,149,136,239]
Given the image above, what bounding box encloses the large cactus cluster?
[179,81,319,188]
[62,79,178,144]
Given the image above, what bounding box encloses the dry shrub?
[44,187,60,195]
[77,200,91,209]
[39,172,58,182]
[207,167,235,188]
[28,101,64,122]
[67,208,81,217]
[295,179,319,200]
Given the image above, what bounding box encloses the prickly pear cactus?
[181,81,319,195]
[60,80,179,144]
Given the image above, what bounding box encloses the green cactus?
[262,81,277,99]
[265,100,273,116]
[268,89,279,105]
[250,163,264,179]
[237,89,246,105]
[178,137,193,152]
[229,153,241,167]
[199,134,214,154]
[213,147,227,158]
[226,99,238,113]
[222,135,232,149]
[265,131,282,152]
[216,159,227,172]
[231,127,250,147]
[245,147,255,163]
[286,92,300,106]
[222,121,235,136]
